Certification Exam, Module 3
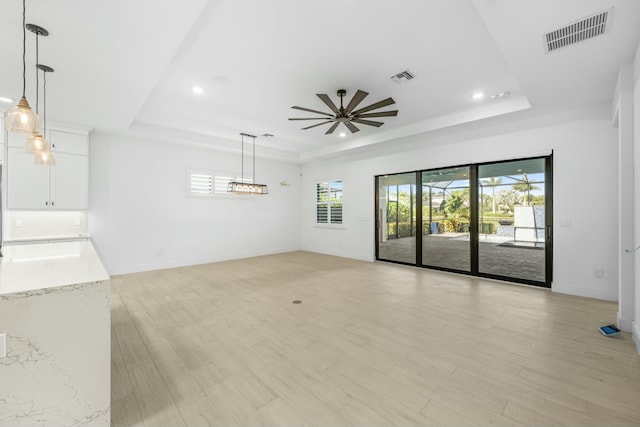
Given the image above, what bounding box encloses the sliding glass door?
[477,159,548,283]
[375,156,552,287]
[422,167,471,272]
[376,173,417,264]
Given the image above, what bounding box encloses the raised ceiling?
[1,0,639,162]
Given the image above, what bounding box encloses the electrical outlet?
[74,218,81,226]
[16,219,23,228]
[0,333,6,358]
[595,269,604,279]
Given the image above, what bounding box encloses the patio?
[378,234,545,283]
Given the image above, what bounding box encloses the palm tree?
[481,177,502,213]
[512,173,540,206]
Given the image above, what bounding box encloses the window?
[316,179,343,225]
[188,171,251,196]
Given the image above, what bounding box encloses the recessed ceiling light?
[192,86,204,95]
[0,96,14,104]
[339,132,347,137]
[472,92,485,100]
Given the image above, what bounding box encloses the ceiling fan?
[289,89,398,135]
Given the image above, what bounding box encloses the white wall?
[633,40,640,353]
[89,133,302,275]
[614,64,635,332]
[300,103,619,301]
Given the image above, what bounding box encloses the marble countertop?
[0,240,109,295]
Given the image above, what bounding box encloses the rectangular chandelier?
[227,132,269,196]
[227,181,269,195]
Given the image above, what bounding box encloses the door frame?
[375,154,553,288]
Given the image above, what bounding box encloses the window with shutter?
[316,179,343,225]
[188,171,252,197]
[190,173,213,195]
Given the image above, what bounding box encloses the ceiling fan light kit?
[289,89,398,135]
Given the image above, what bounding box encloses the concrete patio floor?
[378,234,546,283]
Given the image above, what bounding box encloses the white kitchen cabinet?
[6,129,89,210]
[8,129,88,155]
[7,148,50,209]
[50,153,88,209]
[49,130,89,155]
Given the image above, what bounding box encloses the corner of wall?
[618,310,633,332]
[633,320,640,355]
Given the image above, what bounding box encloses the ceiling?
[1,0,639,163]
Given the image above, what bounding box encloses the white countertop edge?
[0,240,110,296]
[3,234,91,244]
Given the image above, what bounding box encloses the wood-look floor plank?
[129,362,179,424]
[111,396,144,427]
[145,339,207,406]
[111,251,640,427]
[111,327,133,402]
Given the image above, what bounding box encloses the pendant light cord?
[43,70,47,134]
[34,33,39,113]
[21,0,27,98]
[241,133,244,182]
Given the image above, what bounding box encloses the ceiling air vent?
[543,8,613,53]
[390,70,415,83]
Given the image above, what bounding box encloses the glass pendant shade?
[34,149,55,166]
[25,131,50,153]
[6,96,40,134]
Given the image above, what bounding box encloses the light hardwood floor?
[111,251,640,427]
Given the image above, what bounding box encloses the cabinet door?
[50,153,88,209]
[7,131,27,149]
[49,130,88,155]
[7,147,51,209]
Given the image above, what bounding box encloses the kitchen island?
[0,240,110,426]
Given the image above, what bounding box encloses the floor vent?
[543,8,613,53]
[390,70,415,83]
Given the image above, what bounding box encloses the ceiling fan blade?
[325,122,340,135]
[289,117,333,121]
[291,106,334,117]
[352,118,384,127]
[317,94,339,114]
[344,121,360,133]
[351,97,395,115]
[356,110,398,118]
[302,120,334,130]
[344,90,369,113]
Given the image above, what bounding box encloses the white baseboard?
[551,281,617,301]
[633,321,640,355]
[105,246,300,276]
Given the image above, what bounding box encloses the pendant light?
[34,65,55,166]
[6,0,40,134]
[227,133,268,195]
[25,23,50,154]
